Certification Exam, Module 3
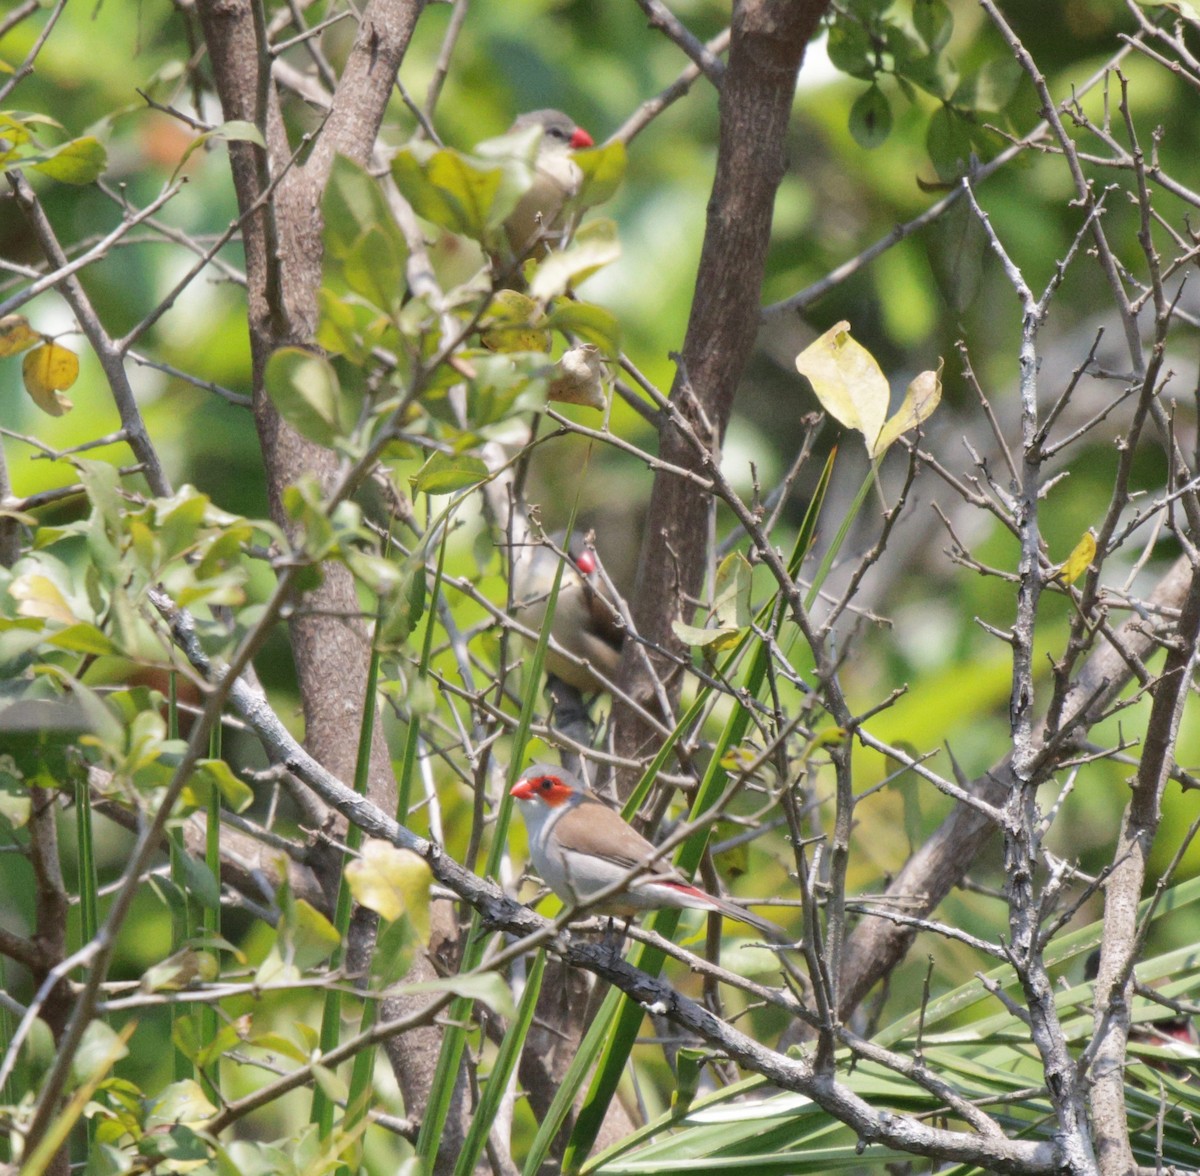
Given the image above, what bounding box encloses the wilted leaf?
[546,344,606,409]
[22,342,78,415]
[795,321,889,448]
[0,314,40,356]
[1057,529,1097,585]
[871,359,943,457]
[345,840,432,937]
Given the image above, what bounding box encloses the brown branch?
[614,0,830,775]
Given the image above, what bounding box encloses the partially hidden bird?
[503,109,594,259]
[510,764,788,941]
[511,532,624,694]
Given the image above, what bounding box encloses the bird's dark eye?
[539,778,552,791]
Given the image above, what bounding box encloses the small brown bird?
[510,763,787,940]
[511,532,624,694]
[503,109,594,259]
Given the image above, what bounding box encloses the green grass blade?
[521,982,625,1175]
[416,485,586,1170]
[560,489,831,1171]
[455,949,547,1176]
[312,615,384,1144]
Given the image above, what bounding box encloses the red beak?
[570,128,594,149]
[511,778,537,800]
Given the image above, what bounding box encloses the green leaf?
[172,120,264,179]
[264,347,351,448]
[672,619,741,650]
[377,554,427,648]
[154,486,210,561]
[343,224,407,314]
[410,451,489,496]
[29,135,106,184]
[1136,0,1200,17]
[171,853,221,912]
[0,757,31,830]
[401,973,516,1020]
[370,911,420,988]
[528,218,621,300]
[914,0,954,53]
[954,55,1024,113]
[827,17,875,80]
[888,25,957,98]
[927,187,987,312]
[184,758,254,814]
[570,140,627,211]
[325,154,388,255]
[927,104,974,180]
[146,1079,218,1129]
[71,1021,129,1086]
[283,899,341,972]
[44,622,116,655]
[713,552,753,630]
[849,85,893,149]
[391,139,532,242]
[543,299,621,354]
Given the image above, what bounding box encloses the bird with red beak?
[510,764,787,941]
[503,109,594,259]
[511,532,624,694]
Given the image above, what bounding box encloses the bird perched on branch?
[511,532,624,694]
[503,109,594,260]
[510,764,787,941]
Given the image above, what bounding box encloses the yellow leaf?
[481,289,551,354]
[795,321,889,450]
[871,359,944,458]
[1057,529,1097,585]
[10,572,76,624]
[0,314,39,357]
[23,342,79,416]
[345,840,432,937]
